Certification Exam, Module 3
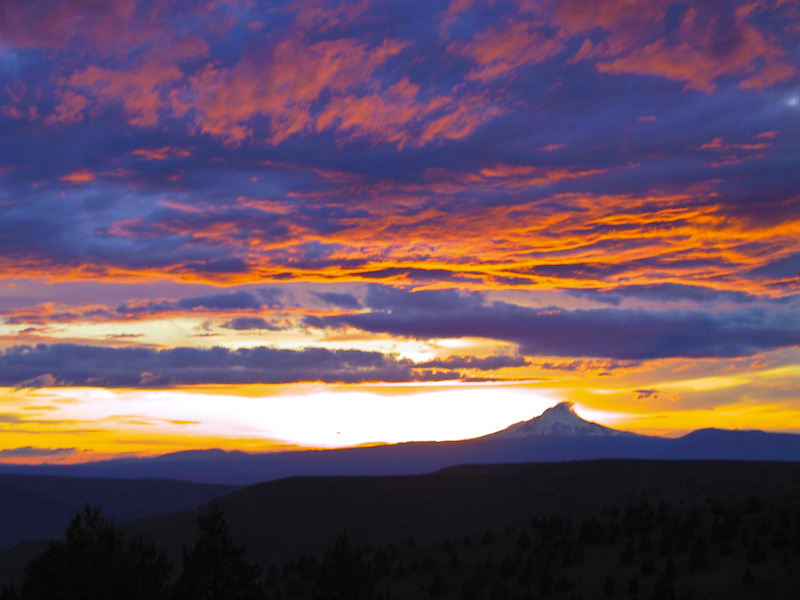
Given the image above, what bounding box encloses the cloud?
[0,446,76,458]
[308,287,800,360]
[176,290,262,310]
[363,284,484,312]
[447,18,563,82]
[417,355,529,370]
[747,252,800,279]
[0,344,462,387]
[554,1,795,91]
[0,446,78,460]
[0,0,142,50]
[314,292,362,309]
[565,283,764,305]
[112,290,265,319]
[221,317,280,331]
[1,287,287,327]
[634,389,661,402]
[12,373,59,390]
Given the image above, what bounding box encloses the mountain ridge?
[0,403,798,484]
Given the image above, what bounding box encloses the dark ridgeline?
[1,460,800,599]
[0,476,237,552]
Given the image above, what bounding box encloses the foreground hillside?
[4,460,798,599]
[0,476,236,588]
[124,460,800,570]
[0,475,236,551]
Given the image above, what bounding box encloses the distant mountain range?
[1,402,799,485]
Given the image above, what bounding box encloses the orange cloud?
[68,63,182,127]
[0,0,138,50]
[1,177,797,297]
[61,37,209,127]
[440,2,794,92]
[449,19,563,81]
[132,147,193,161]
[44,90,89,125]
[190,36,408,143]
[61,169,95,183]
[565,3,796,91]
[186,30,503,147]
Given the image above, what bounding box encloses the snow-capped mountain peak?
[492,402,632,438]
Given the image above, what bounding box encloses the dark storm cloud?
[307,288,800,360]
[0,344,459,387]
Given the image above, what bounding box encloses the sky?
[0,0,799,463]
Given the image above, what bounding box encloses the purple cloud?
[0,344,462,387]
[307,288,800,360]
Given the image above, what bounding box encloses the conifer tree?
[316,534,376,600]
[21,505,170,600]
[172,504,263,600]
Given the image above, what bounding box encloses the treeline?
[0,503,380,600]
[264,495,800,600]
[3,493,800,600]
[0,504,264,600]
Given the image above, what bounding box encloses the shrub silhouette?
[20,504,170,600]
[171,504,263,600]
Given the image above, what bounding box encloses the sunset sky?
[1,0,799,463]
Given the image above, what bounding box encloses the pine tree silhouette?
[21,505,170,600]
[315,534,376,600]
[172,504,264,600]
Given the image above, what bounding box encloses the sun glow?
[2,384,558,460]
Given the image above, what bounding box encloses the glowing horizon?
[3,378,800,465]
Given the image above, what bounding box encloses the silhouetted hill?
[118,460,800,572]
[2,460,800,598]
[0,475,236,551]
[669,428,800,460]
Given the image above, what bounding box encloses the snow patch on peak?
[492,402,633,438]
